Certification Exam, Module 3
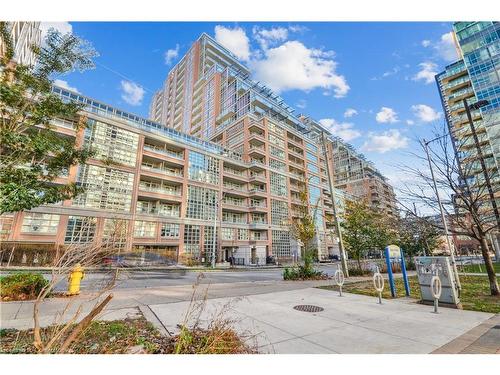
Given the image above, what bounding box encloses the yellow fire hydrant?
[68,263,84,295]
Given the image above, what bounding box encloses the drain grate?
[293,304,324,313]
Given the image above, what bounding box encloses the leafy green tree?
[396,214,444,257]
[289,186,318,274]
[0,23,97,213]
[341,200,393,271]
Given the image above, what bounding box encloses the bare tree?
[399,126,499,296]
[32,218,128,353]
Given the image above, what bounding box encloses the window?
[184,225,201,256]
[268,122,285,136]
[186,185,218,220]
[272,230,291,257]
[188,151,220,185]
[306,151,318,163]
[269,158,286,172]
[237,229,249,240]
[22,213,60,234]
[269,134,285,148]
[306,142,318,153]
[160,223,180,238]
[65,216,97,243]
[307,163,319,174]
[84,119,139,166]
[0,215,13,240]
[74,164,134,212]
[271,199,289,226]
[134,221,156,237]
[103,219,128,250]
[270,146,285,158]
[270,172,288,197]
[221,227,234,240]
[203,226,218,263]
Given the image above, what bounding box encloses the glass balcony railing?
[143,144,184,159]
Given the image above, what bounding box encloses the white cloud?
[164,44,179,65]
[40,22,72,39]
[421,40,431,47]
[251,40,349,97]
[252,26,288,50]
[435,32,459,62]
[406,119,415,125]
[412,61,438,84]
[344,108,358,118]
[53,79,79,93]
[362,129,409,153]
[214,25,251,61]
[318,118,361,142]
[411,104,441,122]
[120,80,145,106]
[295,99,307,109]
[376,107,399,123]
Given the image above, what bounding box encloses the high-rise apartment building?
[436,21,500,255]
[1,32,397,267]
[0,22,41,66]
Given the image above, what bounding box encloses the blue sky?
[45,21,460,191]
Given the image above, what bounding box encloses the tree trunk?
[356,255,362,272]
[479,236,499,296]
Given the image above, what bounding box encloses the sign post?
[400,248,410,297]
[384,245,397,297]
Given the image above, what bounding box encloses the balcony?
[143,144,184,163]
[223,167,248,182]
[248,144,266,157]
[141,163,183,180]
[249,171,266,183]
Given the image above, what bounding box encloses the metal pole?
[462,99,500,228]
[423,139,462,291]
[211,198,218,269]
[322,132,349,277]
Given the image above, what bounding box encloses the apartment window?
[203,226,218,263]
[272,230,291,258]
[250,231,262,240]
[307,163,319,174]
[222,211,247,224]
[103,219,128,250]
[184,225,201,256]
[306,151,318,163]
[160,223,180,238]
[74,164,134,212]
[237,229,249,240]
[270,172,288,197]
[269,158,286,172]
[84,119,139,166]
[268,122,285,136]
[0,215,13,240]
[270,146,285,159]
[306,142,318,153]
[186,185,217,220]
[269,134,285,148]
[252,213,267,224]
[65,216,97,243]
[134,221,156,237]
[271,199,289,226]
[221,227,234,240]
[188,151,220,185]
[21,213,60,234]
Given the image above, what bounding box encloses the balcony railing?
[139,182,181,196]
[141,164,183,177]
[143,144,184,159]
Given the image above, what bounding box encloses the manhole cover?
[293,304,324,313]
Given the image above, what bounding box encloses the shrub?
[347,267,371,276]
[283,264,327,280]
[0,272,49,301]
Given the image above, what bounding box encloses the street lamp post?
[462,99,500,228]
[321,132,349,277]
[422,137,462,292]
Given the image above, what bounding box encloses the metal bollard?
[430,274,442,314]
[334,268,345,297]
[373,268,384,305]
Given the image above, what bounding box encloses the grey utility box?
[414,256,460,307]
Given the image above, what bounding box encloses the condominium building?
[151,33,397,214]
[0,22,41,66]
[1,32,396,267]
[436,22,499,255]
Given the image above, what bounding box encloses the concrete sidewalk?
[1,280,495,353]
[146,287,493,354]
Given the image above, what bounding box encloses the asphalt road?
[34,263,344,291]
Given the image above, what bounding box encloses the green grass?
[458,262,500,274]
[318,275,500,314]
